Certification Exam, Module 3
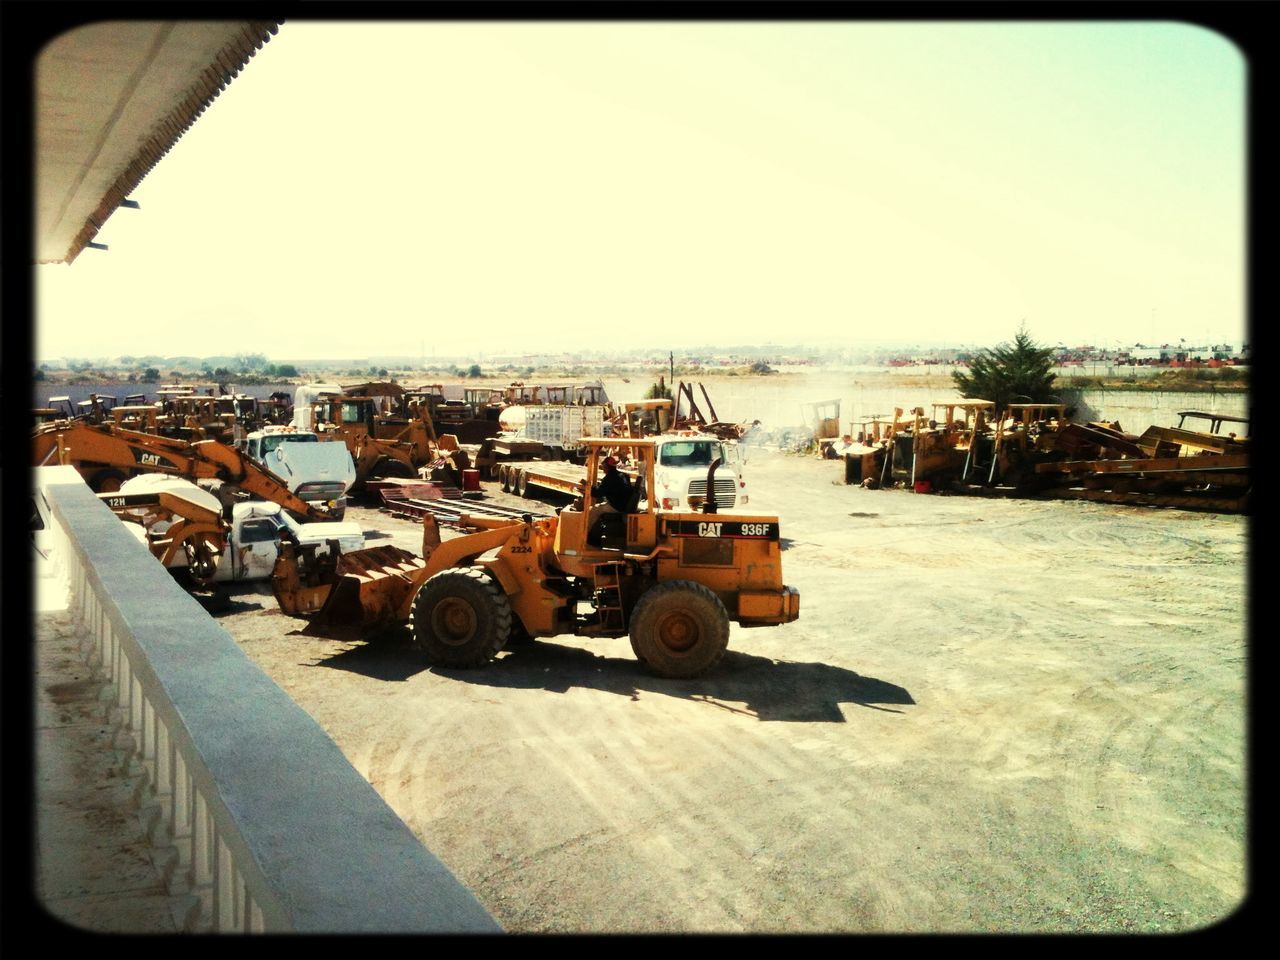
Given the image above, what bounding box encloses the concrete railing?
[35,466,502,934]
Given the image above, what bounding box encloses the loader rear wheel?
[629,580,730,678]
[628,634,648,666]
[410,566,512,668]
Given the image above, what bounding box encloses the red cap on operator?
[602,456,619,467]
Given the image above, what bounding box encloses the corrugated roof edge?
[59,20,283,265]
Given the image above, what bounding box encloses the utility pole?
[669,350,674,384]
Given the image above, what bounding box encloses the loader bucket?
[273,543,428,629]
[317,545,429,628]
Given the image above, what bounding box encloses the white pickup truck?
[244,425,356,519]
[110,475,366,585]
[651,433,749,511]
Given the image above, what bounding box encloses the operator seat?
[588,484,643,550]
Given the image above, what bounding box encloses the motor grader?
[272,438,800,678]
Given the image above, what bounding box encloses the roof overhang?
[35,19,282,265]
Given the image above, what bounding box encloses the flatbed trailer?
[380,492,553,527]
[495,460,644,500]
[496,460,586,498]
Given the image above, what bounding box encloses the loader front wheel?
[410,567,512,669]
[629,580,729,678]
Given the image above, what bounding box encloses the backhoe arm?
[190,440,335,521]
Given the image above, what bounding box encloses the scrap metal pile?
[608,380,757,441]
[827,403,1250,514]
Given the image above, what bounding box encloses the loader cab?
[555,440,658,563]
[335,397,378,431]
[77,394,118,424]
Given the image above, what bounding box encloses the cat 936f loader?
[272,438,800,678]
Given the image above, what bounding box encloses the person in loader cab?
[587,456,633,528]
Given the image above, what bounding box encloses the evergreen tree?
[644,377,672,400]
[952,326,1057,413]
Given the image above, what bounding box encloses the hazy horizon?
[36,20,1248,362]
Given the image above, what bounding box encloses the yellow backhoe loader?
[32,419,340,520]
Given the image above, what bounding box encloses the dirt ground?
[212,448,1248,934]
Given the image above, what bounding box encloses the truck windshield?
[659,441,718,467]
[239,518,281,544]
[261,433,319,455]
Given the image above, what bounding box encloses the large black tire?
[629,580,730,678]
[89,468,127,493]
[409,566,512,668]
[372,457,416,480]
[181,538,219,589]
[628,633,648,666]
[507,614,535,646]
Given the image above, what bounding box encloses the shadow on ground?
[302,628,913,721]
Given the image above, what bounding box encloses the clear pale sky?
[34,19,1248,363]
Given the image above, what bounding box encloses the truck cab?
[244,425,356,519]
[651,433,747,511]
[113,474,365,584]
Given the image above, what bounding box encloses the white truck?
[498,432,750,511]
[107,475,366,586]
[651,433,749,511]
[478,403,608,477]
[244,424,356,519]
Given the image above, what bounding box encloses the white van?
[651,433,748,511]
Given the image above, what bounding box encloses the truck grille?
[297,482,347,500]
[688,478,737,508]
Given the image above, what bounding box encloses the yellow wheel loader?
[272,439,800,678]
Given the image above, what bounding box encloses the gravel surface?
[213,448,1248,934]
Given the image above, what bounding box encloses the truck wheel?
[181,539,219,589]
[517,469,530,498]
[89,469,127,493]
[410,566,512,668]
[629,580,730,678]
[499,465,513,493]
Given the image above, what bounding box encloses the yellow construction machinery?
[100,476,367,589]
[272,438,800,678]
[308,392,460,488]
[32,419,341,520]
